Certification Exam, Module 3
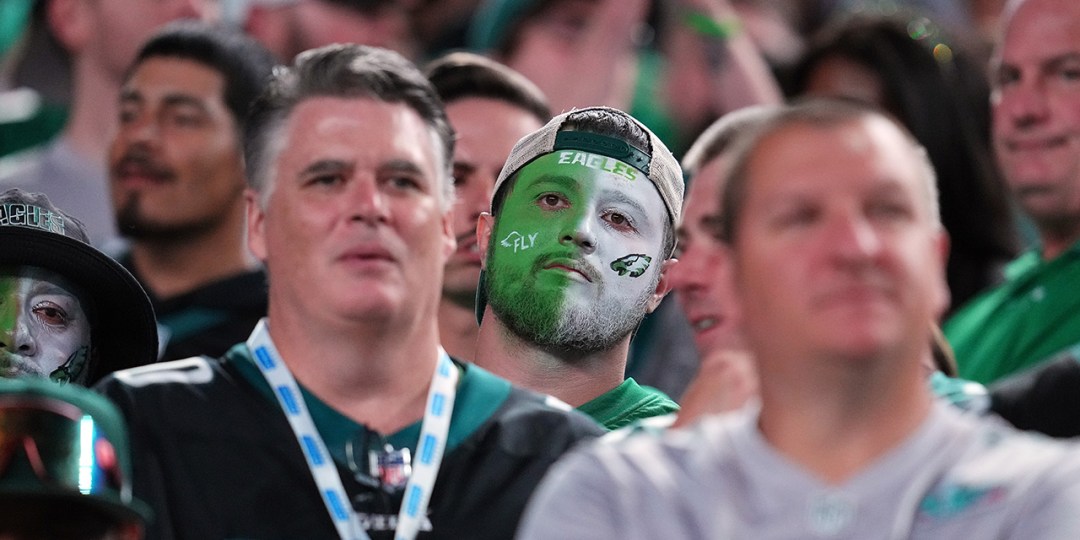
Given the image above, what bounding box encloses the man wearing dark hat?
[0,376,147,539]
[0,189,157,386]
[472,106,681,430]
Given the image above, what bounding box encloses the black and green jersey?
[96,345,602,539]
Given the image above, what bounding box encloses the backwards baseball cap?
[493,105,684,226]
[0,189,157,385]
[0,376,149,527]
[476,106,684,325]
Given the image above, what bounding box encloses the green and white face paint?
[0,266,92,383]
[485,150,668,353]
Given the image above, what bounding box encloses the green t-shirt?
[577,378,679,431]
[944,240,1080,384]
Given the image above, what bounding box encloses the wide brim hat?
[0,190,157,384]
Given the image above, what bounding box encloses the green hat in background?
[0,377,149,527]
[0,0,32,59]
[467,0,544,52]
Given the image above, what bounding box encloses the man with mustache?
[425,52,550,362]
[518,100,1080,540]
[473,106,681,430]
[107,22,273,361]
[944,0,1080,385]
[0,0,206,248]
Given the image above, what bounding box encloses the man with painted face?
[0,189,157,386]
[473,106,681,430]
[96,44,601,539]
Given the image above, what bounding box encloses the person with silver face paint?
[0,266,92,381]
[0,189,157,386]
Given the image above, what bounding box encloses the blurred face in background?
[442,98,542,308]
[670,154,744,355]
[991,0,1080,233]
[109,57,246,241]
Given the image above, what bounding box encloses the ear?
[645,258,678,313]
[245,189,268,262]
[47,0,94,53]
[476,212,495,270]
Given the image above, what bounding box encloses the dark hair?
[790,14,1017,306]
[244,44,455,202]
[720,99,940,246]
[425,51,551,123]
[131,21,276,132]
[491,108,676,258]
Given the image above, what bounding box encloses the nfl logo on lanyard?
[376,446,412,490]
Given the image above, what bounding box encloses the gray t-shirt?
[518,401,1080,539]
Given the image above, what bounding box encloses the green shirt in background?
[945,239,1080,384]
[577,378,679,431]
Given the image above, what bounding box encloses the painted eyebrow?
[525,173,581,193]
[600,188,652,227]
[28,281,78,299]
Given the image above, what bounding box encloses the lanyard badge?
[247,319,457,540]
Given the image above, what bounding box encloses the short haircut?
[719,99,940,245]
[492,108,677,259]
[131,21,276,132]
[243,44,455,205]
[425,51,551,124]
[681,105,780,178]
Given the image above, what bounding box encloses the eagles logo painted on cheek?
[486,152,667,354]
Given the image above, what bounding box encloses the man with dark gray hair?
[97,44,600,539]
[518,100,1080,539]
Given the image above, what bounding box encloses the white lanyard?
[247,319,458,540]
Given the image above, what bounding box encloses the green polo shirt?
[944,239,1080,384]
[577,378,679,431]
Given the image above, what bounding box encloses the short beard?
[115,193,220,243]
[487,262,658,356]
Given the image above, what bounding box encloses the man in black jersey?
[95,44,601,540]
